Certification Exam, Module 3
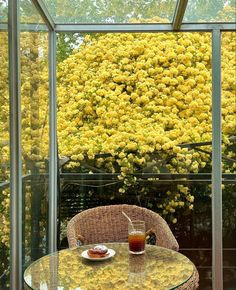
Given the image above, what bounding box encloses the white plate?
[81,248,116,261]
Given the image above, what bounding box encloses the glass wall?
[56,31,215,287]
[1,1,50,287]
[184,0,236,22]
[44,0,176,24]
[0,1,10,287]
[3,1,235,288]
[20,0,50,275]
[222,31,236,289]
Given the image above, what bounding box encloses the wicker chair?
[67,204,178,250]
[67,204,199,289]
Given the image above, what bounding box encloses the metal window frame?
[212,29,223,290]
[7,0,236,289]
[54,22,236,33]
[31,0,54,30]
[48,29,58,254]
[2,22,236,32]
[172,0,188,30]
[8,0,22,289]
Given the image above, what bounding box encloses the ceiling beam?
[172,0,188,30]
[55,23,173,32]
[31,0,55,31]
[54,22,236,33]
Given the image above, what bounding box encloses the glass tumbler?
[128,220,146,254]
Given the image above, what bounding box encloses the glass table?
[24,243,194,290]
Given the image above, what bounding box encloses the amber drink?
[128,221,145,254]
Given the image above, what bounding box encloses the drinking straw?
[122,211,135,231]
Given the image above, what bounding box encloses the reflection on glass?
[128,253,146,285]
[20,0,44,24]
[20,0,49,275]
[44,0,176,24]
[20,29,49,263]
[184,0,236,23]
[0,29,10,288]
[0,0,8,23]
[24,244,194,289]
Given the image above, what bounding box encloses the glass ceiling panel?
[0,0,8,24]
[184,0,236,23]
[43,0,177,24]
[20,0,44,24]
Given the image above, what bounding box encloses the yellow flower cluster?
[0,32,10,250]
[20,32,49,167]
[0,31,49,249]
[57,31,236,222]
[0,32,10,182]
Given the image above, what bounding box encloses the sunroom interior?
[0,0,236,289]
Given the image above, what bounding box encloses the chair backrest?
[67,204,179,251]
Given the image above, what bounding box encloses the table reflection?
[24,243,194,290]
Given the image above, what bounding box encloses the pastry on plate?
[87,245,109,258]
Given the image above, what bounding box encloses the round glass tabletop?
[24,243,194,290]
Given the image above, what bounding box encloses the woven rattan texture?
[67,204,178,250]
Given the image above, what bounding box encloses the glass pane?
[20,0,44,24]
[184,0,236,23]
[20,0,49,274]
[44,0,176,24]
[57,32,212,175]
[0,4,10,287]
[0,0,8,23]
[56,31,212,287]
[222,31,236,289]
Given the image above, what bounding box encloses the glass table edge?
[23,243,195,289]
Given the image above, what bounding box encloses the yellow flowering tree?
[57,30,236,222]
[0,31,10,274]
[0,30,49,272]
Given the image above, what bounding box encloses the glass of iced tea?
[128,220,146,254]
